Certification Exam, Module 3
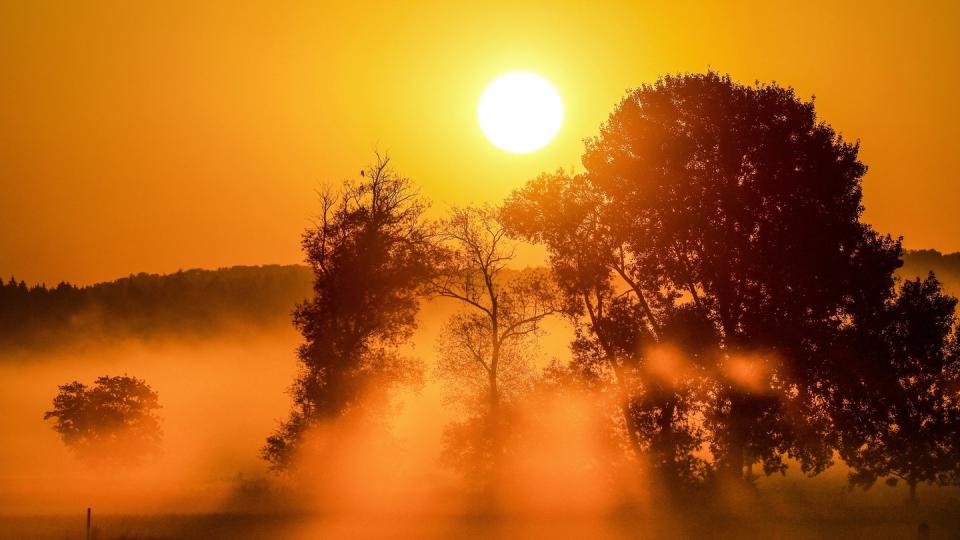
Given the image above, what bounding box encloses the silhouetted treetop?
[834,274,960,502]
[582,71,902,351]
[899,249,960,297]
[44,375,163,465]
[505,71,906,483]
[0,265,313,350]
[264,154,440,469]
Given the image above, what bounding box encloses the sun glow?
[478,72,563,154]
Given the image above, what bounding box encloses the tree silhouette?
[506,72,903,483]
[834,274,960,503]
[0,266,314,349]
[44,375,162,465]
[263,154,438,469]
[503,172,713,486]
[430,206,558,477]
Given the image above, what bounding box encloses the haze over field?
[2,316,958,540]
[0,298,575,532]
[1,253,959,537]
[2,317,958,539]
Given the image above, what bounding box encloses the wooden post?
[86,507,91,540]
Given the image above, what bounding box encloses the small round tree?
[44,375,162,465]
[835,274,960,503]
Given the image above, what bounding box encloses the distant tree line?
[901,249,960,297]
[265,72,960,504]
[0,265,313,350]
[2,254,951,352]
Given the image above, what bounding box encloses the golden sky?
[2,1,958,285]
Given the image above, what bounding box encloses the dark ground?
[3,498,959,540]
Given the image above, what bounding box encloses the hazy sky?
[2,1,958,285]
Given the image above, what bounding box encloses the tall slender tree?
[431,206,558,474]
[263,154,437,469]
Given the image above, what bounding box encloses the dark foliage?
[44,375,163,465]
[899,249,960,297]
[504,71,905,485]
[833,274,960,502]
[262,155,438,469]
[0,265,312,350]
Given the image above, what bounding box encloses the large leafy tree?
[834,274,960,503]
[503,172,712,486]
[263,155,438,469]
[506,72,903,482]
[44,375,162,465]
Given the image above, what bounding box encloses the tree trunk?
[908,478,918,505]
[726,439,745,482]
[488,287,500,423]
[724,394,747,482]
[488,315,503,471]
[657,399,678,482]
[488,369,499,424]
[610,363,642,455]
[621,398,642,453]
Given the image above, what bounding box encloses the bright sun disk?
[478,72,563,154]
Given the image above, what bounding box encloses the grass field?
[3,495,959,540]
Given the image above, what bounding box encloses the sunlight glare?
[478,72,563,154]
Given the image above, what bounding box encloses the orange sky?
[1,1,958,285]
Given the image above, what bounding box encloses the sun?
[478,72,563,154]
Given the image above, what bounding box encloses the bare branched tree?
[430,206,559,474]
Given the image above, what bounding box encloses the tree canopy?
[44,375,162,465]
[834,274,960,502]
[263,154,439,469]
[504,71,905,483]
